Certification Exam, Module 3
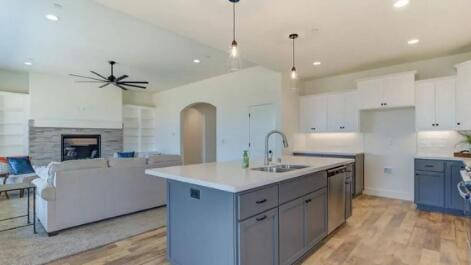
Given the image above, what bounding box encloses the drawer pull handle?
[256,199,267,204]
[425,165,434,168]
[256,215,267,222]
[305,199,312,204]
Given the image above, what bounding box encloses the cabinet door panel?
[382,74,415,108]
[456,64,471,130]
[304,189,328,249]
[415,81,436,130]
[343,91,359,132]
[327,94,344,132]
[279,197,305,265]
[435,78,456,130]
[238,209,278,265]
[358,79,382,109]
[299,95,327,133]
[299,96,314,133]
[415,172,445,207]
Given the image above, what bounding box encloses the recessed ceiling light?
[394,0,410,8]
[24,61,33,66]
[407,38,420,45]
[313,61,322,66]
[193,59,201,64]
[45,14,59,21]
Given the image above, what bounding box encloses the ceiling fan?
[70,61,149,91]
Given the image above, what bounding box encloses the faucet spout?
[264,130,289,165]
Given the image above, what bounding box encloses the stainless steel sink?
[251,164,309,173]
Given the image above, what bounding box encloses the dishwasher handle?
[327,166,347,177]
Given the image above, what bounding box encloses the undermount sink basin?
[251,164,309,173]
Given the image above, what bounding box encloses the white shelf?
[122,105,157,153]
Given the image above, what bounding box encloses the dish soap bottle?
[242,150,250,169]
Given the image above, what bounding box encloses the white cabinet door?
[327,94,344,132]
[382,74,415,108]
[357,78,382,109]
[343,91,359,132]
[299,95,327,133]
[434,78,456,130]
[456,62,471,130]
[415,81,436,131]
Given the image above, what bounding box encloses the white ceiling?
[96,0,471,79]
[0,0,253,91]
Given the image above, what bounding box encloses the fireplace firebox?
[61,134,101,161]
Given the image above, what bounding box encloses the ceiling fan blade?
[90,71,109,80]
[99,82,111,88]
[69,74,106,82]
[116,75,129,82]
[117,83,147,89]
[116,84,128,91]
[119,81,149,84]
[75,81,106,83]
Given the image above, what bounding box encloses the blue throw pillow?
[117,151,135,158]
[7,156,35,175]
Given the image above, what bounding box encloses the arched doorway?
[180,103,217,165]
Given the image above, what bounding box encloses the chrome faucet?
[264,130,289,165]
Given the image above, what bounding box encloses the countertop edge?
[146,159,354,193]
[292,150,364,156]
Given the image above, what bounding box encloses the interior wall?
[198,104,217,163]
[153,66,282,161]
[361,108,417,201]
[181,107,204,164]
[0,69,29,93]
[302,51,471,95]
[122,90,156,107]
[280,72,300,154]
[29,72,123,129]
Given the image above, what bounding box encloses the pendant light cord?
[233,3,236,41]
[292,38,295,68]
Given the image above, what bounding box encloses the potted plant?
[457,132,471,153]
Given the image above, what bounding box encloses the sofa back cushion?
[0,157,10,175]
[147,155,182,165]
[7,156,35,175]
[48,158,108,177]
[108,157,146,168]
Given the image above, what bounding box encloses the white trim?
[363,187,413,201]
[415,75,456,84]
[33,119,123,129]
[356,70,417,83]
[455,60,471,69]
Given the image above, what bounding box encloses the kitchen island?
[146,155,354,265]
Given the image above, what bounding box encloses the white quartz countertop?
[146,155,354,193]
[415,154,471,167]
[292,150,364,156]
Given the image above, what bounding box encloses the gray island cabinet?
[166,171,328,265]
[146,156,354,265]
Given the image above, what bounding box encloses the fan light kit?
[45,14,59,21]
[70,61,149,91]
[289,33,299,80]
[394,0,410,8]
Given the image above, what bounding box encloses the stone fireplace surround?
[29,124,123,166]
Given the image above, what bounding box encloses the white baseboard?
[363,187,412,201]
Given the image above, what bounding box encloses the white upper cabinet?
[299,91,358,133]
[299,94,327,133]
[415,77,456,131]
[455,61,471,130]
[357,71,416,110]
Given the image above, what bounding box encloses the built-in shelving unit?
[0,92,29,156]
[122,105,157,152]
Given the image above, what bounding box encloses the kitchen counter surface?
[146,155,354,193]
[415,154,471,167]
[292,150,364,156]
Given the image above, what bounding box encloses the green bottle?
[242,150,250,169]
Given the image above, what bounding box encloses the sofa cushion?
[108,157,146,168]
[7,156,35,175]
[48,158,108,177]
[117,151,135,158]
[147,155,182,165]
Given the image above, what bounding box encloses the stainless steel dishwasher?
[328,166,346,233]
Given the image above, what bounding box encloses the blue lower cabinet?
[414,159,465,215]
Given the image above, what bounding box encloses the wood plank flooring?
[48,195,470,265]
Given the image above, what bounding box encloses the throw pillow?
[117,151,135,158]
[0,157,10,175]
[7,156,35,175]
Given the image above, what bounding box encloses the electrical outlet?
[384,167,393,174]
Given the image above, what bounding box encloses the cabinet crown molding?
[355,70,417,83]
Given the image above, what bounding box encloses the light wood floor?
[48,195,470,265]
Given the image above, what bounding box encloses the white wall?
[181,107,204,164]
[362,108,416,201]
[0,69,29,93]
[29,72,122,129]
[153,66,282,161]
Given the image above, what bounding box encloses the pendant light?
[228,0,241,71]
[289,33,299,79]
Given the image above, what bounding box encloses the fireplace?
[61,134,101,161]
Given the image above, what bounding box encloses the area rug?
[0,194,166,265]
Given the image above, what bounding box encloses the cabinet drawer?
[415,159,445,172]
[238,185,278,220]
[279,171,327,205]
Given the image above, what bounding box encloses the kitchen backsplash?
[416,131,465,156]
[293,132,364,153]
